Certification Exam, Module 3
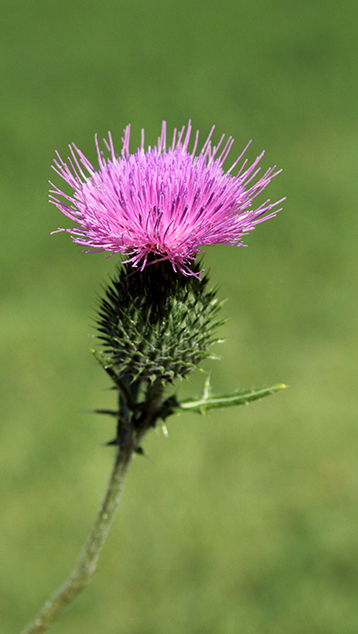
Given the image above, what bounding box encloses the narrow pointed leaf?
[176,384,287,414]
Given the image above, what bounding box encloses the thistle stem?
[20,441,134,634]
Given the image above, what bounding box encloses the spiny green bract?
[96,261,225,383]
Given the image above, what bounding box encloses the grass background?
[1,0,358,632]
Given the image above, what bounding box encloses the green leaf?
[175,383,287,414]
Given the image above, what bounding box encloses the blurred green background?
[1,0,358,632]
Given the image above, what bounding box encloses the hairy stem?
[20,441,134,634]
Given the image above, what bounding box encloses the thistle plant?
[20,121,285,633]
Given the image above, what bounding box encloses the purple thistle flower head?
[50,121,284,276]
